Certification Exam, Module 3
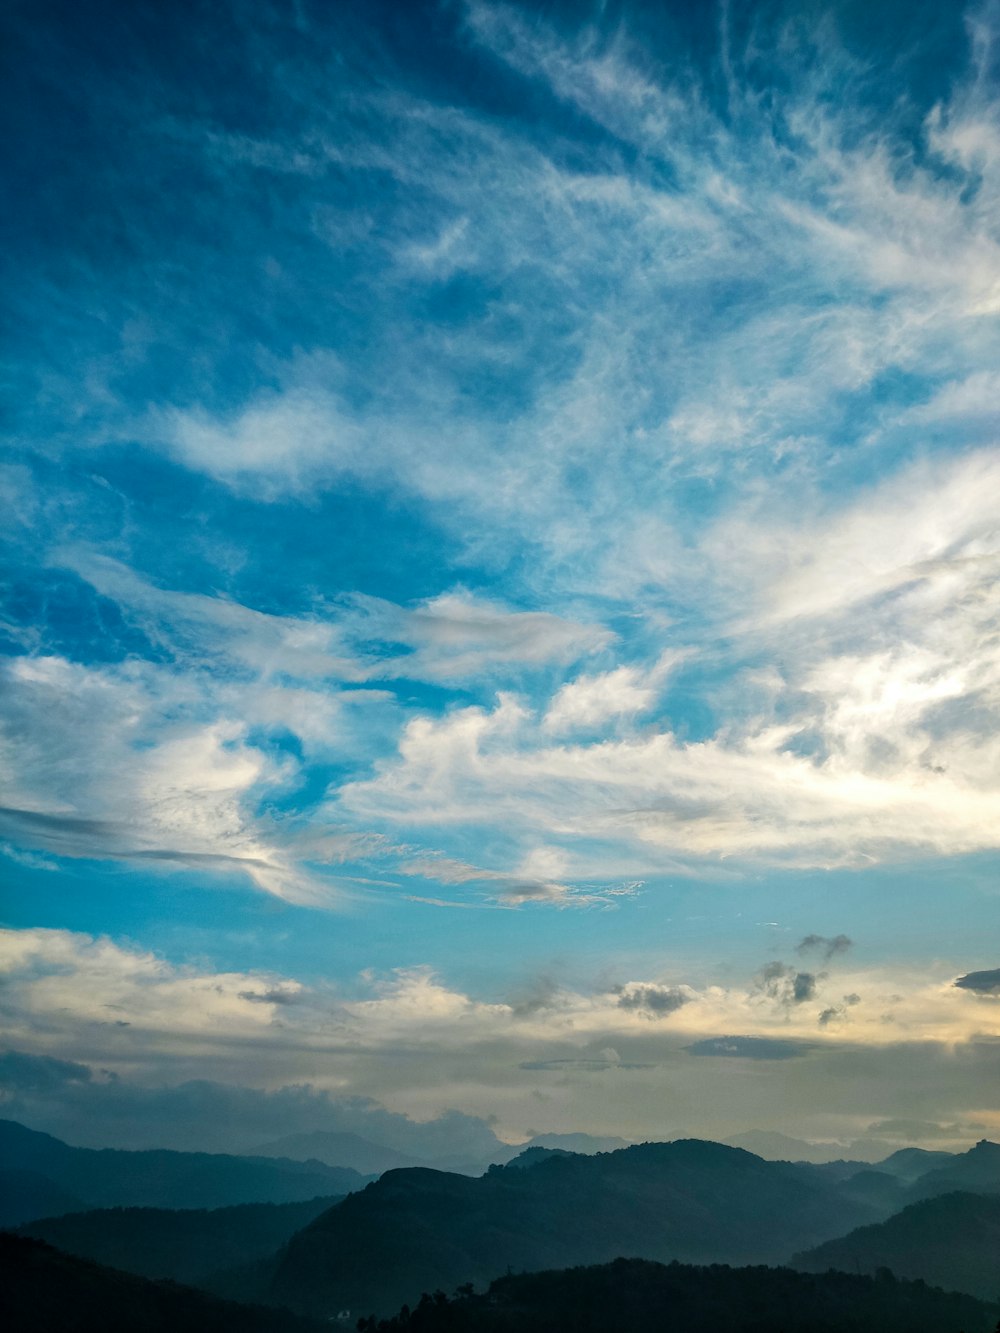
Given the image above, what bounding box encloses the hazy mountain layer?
[0,1119,369,1218]
[874,1148,957,1181]
[792,1190,1000,1300]
[253,1131,424,1175]
[906,1140,1000,1201]
[270,1140,881,1316]
[252,1129,632,1176]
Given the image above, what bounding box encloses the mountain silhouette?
[269,1139,882,1316]
[905,1139,1000,1201]
[0,1119,370,1218]
[501,1132,632,1158]
[723,1130,860,1163]
[874,1147,956,1181]
[792,1189,1000,1300]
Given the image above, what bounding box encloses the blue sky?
[1,0,999,1154]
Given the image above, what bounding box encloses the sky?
[1,0,999,1159]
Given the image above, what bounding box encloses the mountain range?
[267,1140,885,1316]
[8,1117,1000,1324]
[0,1118,369,1223]
[251,1129,632,1176]
[793,1189,1000,1300]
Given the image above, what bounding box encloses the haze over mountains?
[793,1191,1000,1301]
[722,1131,959,1169]
[0,1119,369,1226]
[9,1117,1000,1321]
[252,1128,631,1176]
[264,1136,1000,1317]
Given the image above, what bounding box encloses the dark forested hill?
[18,1194,342,1285]
[792,1190,1000,1300]
[1,1233,328,1333]
[357,1257,997,1333]
[270,1140,881,1316]
[0,1119,369,1217]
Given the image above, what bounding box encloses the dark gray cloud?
[0,1050,506,1159]
[0,1049,93,1092]
[817,991,862,1027]
[237,988,299,1005]
[0,805,118,843]
[755,961,820,1006]
[520,1057,617,1072]
[793,971,818,1003]
[685,1036,811,1060]
[0,805,274,875]
[954,968,1000,994]
[796,933,853,960]
[507,975,562,1017]
[614,984,690,1018]
[757,961,791,992]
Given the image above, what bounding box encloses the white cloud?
[29,440,1000,887]
[907,370,1000,423]
[346,590,612,681]
[58,551,609,686]
[341,451,1000,866]
[399,844,619,905]
[164,387,364,497]
[729,447,1000,629]
[0,928,306,1060]
[0,654,330,904]
[0,558,613,900]
[55,548,363,682]
[544,655,682,734]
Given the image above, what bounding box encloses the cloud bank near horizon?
[1,925,997,1147]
